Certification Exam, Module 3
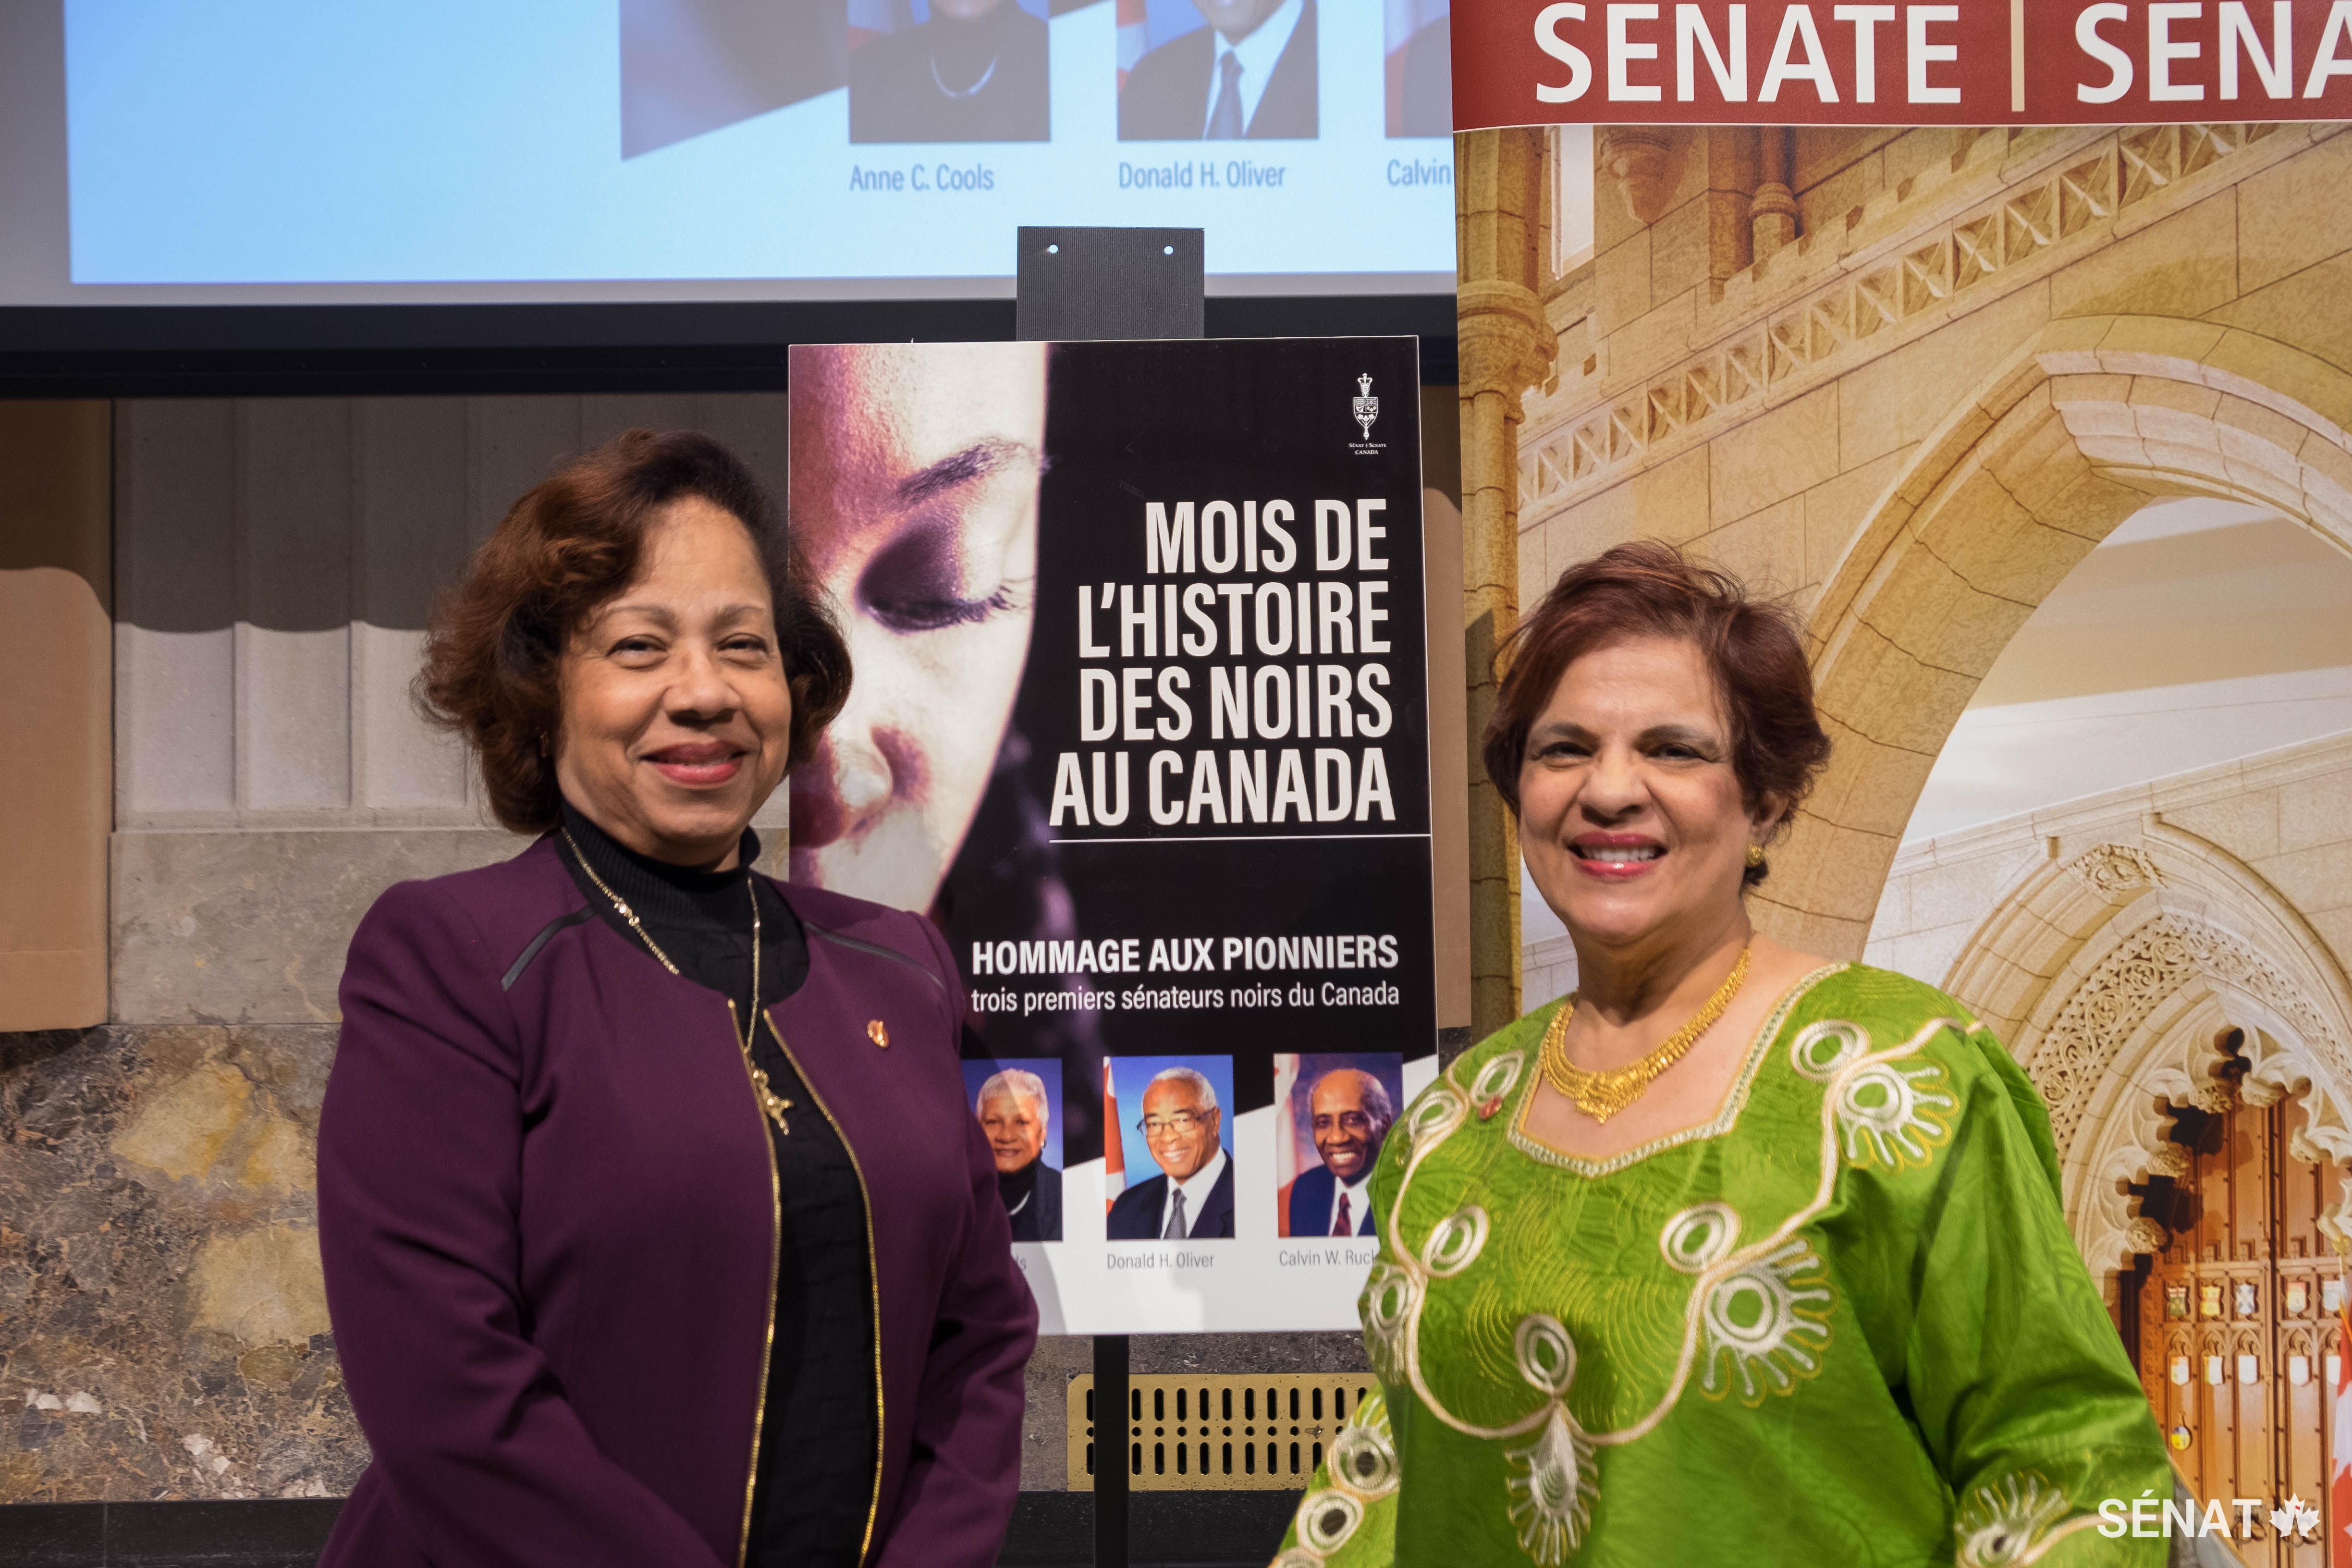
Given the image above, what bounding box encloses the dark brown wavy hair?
[1481,540,1829,887]
[417,428,851,835]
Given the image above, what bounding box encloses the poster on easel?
[788,334,1438,1332]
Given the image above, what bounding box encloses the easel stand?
[1012,225,1206,1568]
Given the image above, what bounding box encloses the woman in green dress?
[1278,543,2168,1567]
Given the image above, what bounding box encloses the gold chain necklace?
[1538,946,1752,1124]
[561,830,793,1133]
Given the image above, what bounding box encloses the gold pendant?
[1538,946,1753,1124]
[748,1062,793,1134]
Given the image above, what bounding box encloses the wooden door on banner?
[2140,1080,2347,1566]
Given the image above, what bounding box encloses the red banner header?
[1451,0,2352,126]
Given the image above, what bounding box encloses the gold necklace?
[1538,946,1752,1124]
[562,830,793,1134]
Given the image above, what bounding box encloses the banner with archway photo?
[1449,0,2352,1556]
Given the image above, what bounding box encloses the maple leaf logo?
[2269,1495,2322,1540]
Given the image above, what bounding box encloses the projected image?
[1385,0,1450,136]
[620,0,845,158]
[1117,0,1319,140]
[849,0,1052,143]
[60,3,1466,287]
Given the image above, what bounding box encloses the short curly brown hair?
[1482,540,1829,887]
[416,428,851,835]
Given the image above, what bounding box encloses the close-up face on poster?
[789,336,1437,1333]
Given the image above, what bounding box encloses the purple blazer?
[315,837,1037,1568]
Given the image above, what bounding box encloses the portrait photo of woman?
[1278,542,2170,1565]
[313,429,1036,1568]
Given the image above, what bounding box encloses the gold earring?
[1745,843,1767,869]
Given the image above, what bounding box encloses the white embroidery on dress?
[1472,1051,1525,1103]
[1360,1262,1420,1385]
[1295,1490,1364,1554]
[1788,1018,1869,1080]
[1327,1418,1400,1498]
[1698,1239,1834,1403]
[1659,1202,1741,1274]
[1420,1206,1490,1278]
[1280,1393,1399,1564]
[1505,1405,1599,1566]
[1954,1471,2069,1566]
[1832,1059,1955,1169]
[1790,1017,1955,1169]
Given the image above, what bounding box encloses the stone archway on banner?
[1935,822,2352,1286]
[1750,313,2352,961]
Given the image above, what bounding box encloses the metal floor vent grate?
[1065,1373,1375,1491]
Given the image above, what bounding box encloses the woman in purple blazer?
[315,429,1037,1568]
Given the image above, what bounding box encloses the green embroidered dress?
[1278,963,2168,1567]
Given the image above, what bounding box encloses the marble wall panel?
[111,829,528,1028]
[0,1024,363,1503]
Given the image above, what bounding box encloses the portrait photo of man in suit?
[1116,0,1318,141]
[975,1066,1062,1242]
[1107,1065,1235,1240]
[1282,1068,1393,1238]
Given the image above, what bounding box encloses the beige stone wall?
[1869,733,2352,1029]
[1503,122,2352,967]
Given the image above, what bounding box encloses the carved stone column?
[1454,128,1556,1038]
[1750,126,1797,263]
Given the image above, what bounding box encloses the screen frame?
[0,296,1457,398]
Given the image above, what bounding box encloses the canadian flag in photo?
[2335,1276,2352,1567]
[1103,1059,1125,1212]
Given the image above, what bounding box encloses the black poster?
[792,335,1433,1329]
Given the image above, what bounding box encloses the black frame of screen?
[0,296,1458,398]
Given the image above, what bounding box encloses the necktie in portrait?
[1205,50,1243,137]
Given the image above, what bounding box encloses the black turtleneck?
[847,0,1051,143]
[996,1157,1039,1220]
[556,801,875,1568]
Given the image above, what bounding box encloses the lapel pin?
[867,1019,890,1049]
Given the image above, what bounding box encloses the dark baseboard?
[1000,1491,1298,1565]
[0,1499,342,1567]
[0,1490,1296,1567]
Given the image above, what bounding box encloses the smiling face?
[979,1089,1047,1173]
[787,342,1046,914]
[1141,1077,1221,1182]
[1517,635,1775,956]
[553,498,793,869]
[1195,0,1286,40]
[1309,1071,1384,1182]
